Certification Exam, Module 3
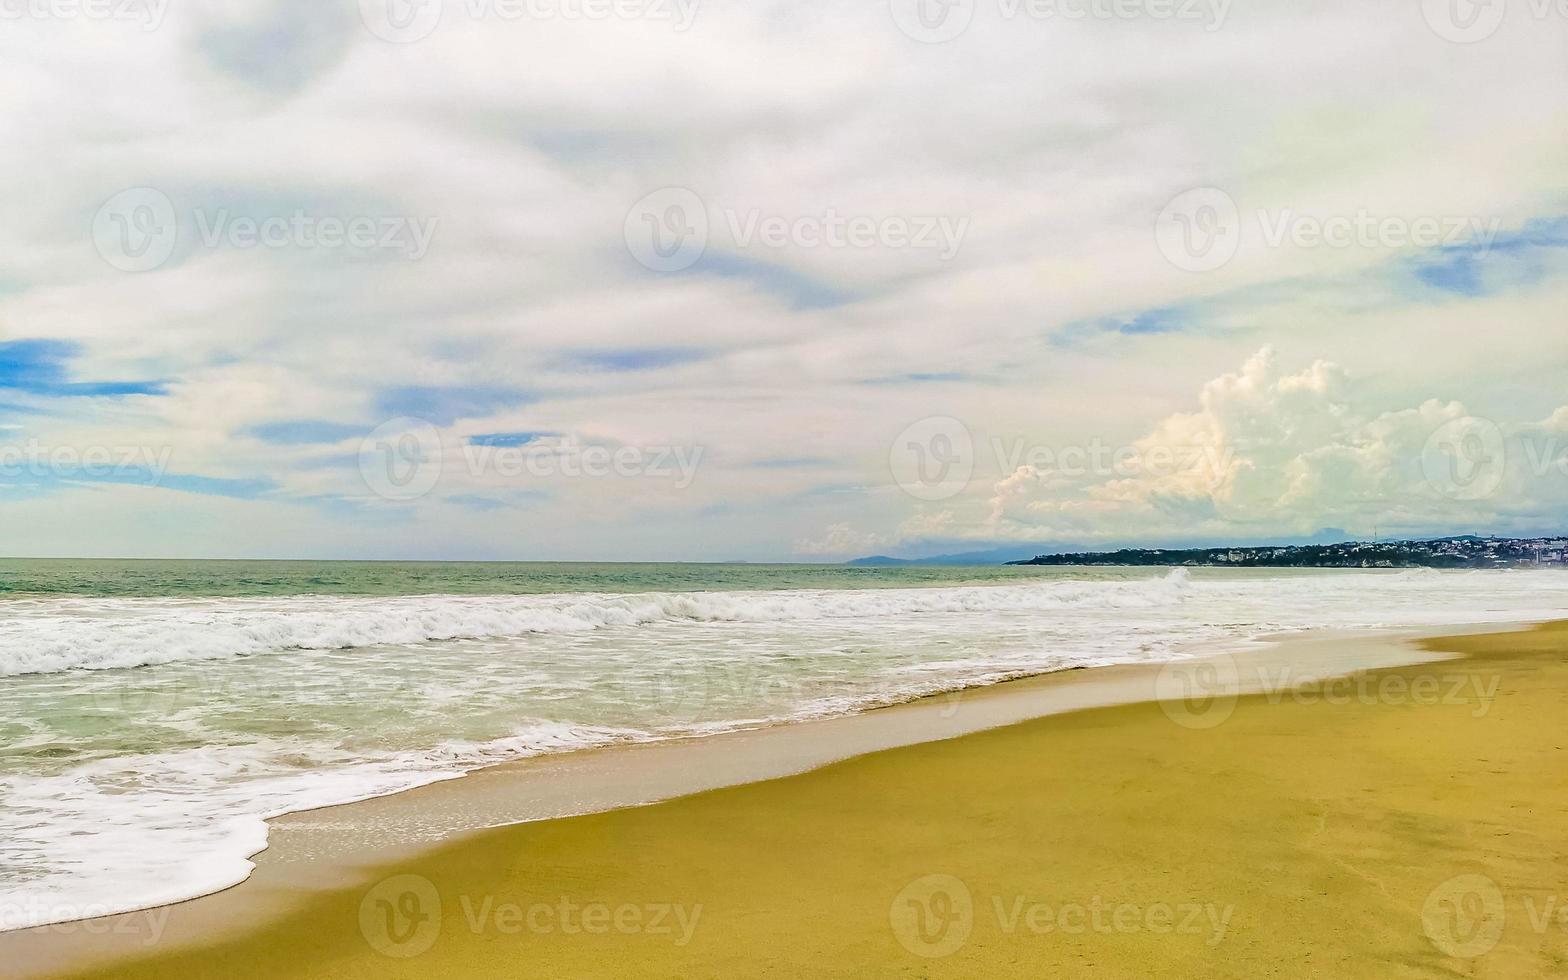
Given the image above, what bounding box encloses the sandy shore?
[9,621,1565,977]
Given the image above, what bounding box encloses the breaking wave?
[0,570,1196,677]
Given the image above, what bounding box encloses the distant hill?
[1008,536,1568,569]
[846,547,1047,567]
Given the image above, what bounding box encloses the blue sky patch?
[374,385,538,426]
[750,456,836,469]
[1408,214,1568,298]
[564,348,709,372]
[248,420,366,445]
[0,339,165,398]
[468,431,558,448]
[691,251,859,310]
[4,465,274,500]
[858,372,971,385]
[1052,303,1196,348]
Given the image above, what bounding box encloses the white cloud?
[0,2,1564,558]
[794,523,888,557]
[888,348,1568,546]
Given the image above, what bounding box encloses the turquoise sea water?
[1,560,1565,932]
[0,558,1059,597]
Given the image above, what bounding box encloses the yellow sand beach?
[41,623,1568,978]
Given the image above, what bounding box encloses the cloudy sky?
[0,0,1565,560]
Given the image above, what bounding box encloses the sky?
[0,0,1565,561]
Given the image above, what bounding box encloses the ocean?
[1,559,1565,931]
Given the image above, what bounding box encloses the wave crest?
[0,577,1193,677]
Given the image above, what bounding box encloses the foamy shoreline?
[0,619,1532,978]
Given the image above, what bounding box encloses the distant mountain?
[846,546,1048,567]
[1008,536,1568,569]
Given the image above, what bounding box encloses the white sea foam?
[0,571,1198,677]
[0,721,649,932]
[1,568,1565,932]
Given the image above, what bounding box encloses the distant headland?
[1007,535,1568,569]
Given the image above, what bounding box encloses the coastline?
[2,619,1529,978]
